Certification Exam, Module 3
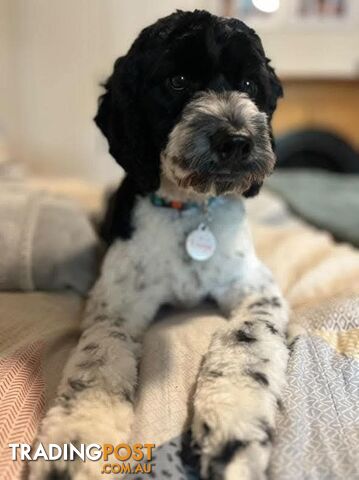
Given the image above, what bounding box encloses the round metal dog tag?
[186,224,216,261]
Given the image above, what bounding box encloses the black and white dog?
[32,10,288,480]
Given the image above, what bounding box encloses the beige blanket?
[1,190,358,480]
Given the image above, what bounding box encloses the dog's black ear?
[94,56,160,193]
[266,61,283,119]
[242,26,283,119]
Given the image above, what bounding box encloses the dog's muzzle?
[161,91,275,195]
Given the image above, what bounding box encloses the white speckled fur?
[31,193,288,480]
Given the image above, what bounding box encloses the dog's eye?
[239,80,258,97]
[169,75,188,91]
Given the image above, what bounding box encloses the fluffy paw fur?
[191,405,272,480]
[29,391,133,480]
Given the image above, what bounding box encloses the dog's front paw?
[191,392,274,480]
[29,391,133,480]
[29,405,99,480]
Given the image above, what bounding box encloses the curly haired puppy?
[31,10,288,480]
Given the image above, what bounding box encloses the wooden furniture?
[273,79,359,148]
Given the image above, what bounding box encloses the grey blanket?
[126,298,359,480]
[266,169,359,247]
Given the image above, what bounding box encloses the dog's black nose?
[215,134,253,162]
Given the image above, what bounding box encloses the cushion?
[0,182,99,294]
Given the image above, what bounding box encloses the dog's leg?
[191,261,289,480]
[30,322,140,480]
[30,244,169,480]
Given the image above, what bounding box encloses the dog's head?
[95,10,282,197]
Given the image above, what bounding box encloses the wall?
[237,1,359,78]
[0,0,218,184]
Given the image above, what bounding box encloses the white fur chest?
[101,196,257,314]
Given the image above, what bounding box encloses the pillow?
[0,182,99,294]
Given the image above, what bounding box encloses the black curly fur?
[95,10,282,244]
